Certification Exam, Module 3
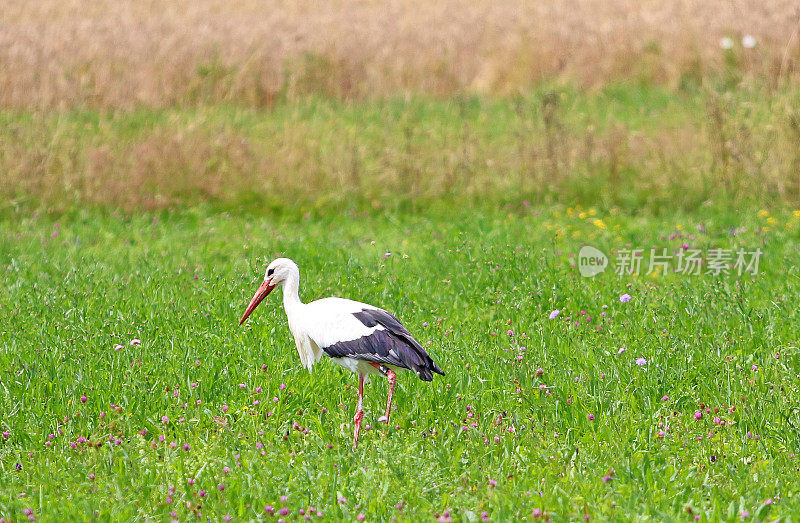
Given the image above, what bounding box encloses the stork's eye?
[267,268,274,277]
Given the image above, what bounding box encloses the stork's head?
[239,258,298,325]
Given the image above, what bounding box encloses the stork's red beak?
[239,279,275,325]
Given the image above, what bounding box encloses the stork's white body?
[285,295,389,377]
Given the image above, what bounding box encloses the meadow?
[1,205,800,521]
[4,1,800,520]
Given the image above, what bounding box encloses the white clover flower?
[719,37,734,50]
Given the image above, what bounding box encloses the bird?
[238,258,444,449]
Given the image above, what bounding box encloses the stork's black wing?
[321,308,445,381]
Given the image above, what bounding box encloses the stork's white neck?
[281,270,303,312]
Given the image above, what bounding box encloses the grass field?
[2,205,800,520]
[4,2,800,520]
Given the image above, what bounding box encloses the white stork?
[238,258,444,449]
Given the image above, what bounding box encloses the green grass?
[2,204,800,521]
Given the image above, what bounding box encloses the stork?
[238,258,444,449]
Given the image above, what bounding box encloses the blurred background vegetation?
[1,0,799,214]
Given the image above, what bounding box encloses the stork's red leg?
[353,372,365,449]
[368,363,397,424]
[381,369,396,424]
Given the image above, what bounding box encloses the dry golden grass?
[3,1,800,211]
[2,0,799,108]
